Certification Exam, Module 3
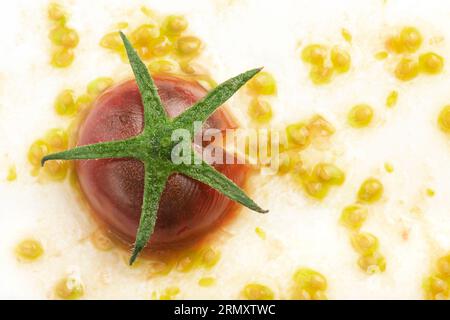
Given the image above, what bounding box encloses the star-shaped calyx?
[42,32,268,265]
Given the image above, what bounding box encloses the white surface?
[1,0,450,299]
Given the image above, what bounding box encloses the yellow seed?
[160,287,180,300]
[341,28,352,43]
[357,178,384,203]
[242,283,274,300]
[286,123,311,149]
[247,71,277,95]
[275,152,293,175]
[340,204,368,230]
[100,32,124,51]
[117,22,129,29]
[436,254,450,278]
[28,140,50,166]
[385,36,405,54]
[291,155,308,178]
[292,268,327,300]
[140,6,155,18]
[49,26,79,48]
[351,232,379,256]
[301,44,328,66]
[331,47,351,73]
[163,15,188,36]
[54,89,76,116]
[423,275,449,300]
[313,163,346,186]
[384,162,394,173]
[176,253,197,273]
[358,252,386,274]
[176,36,202,56]
[438,105,450,133]
[375,51,388,60]
[178,60,197,74]
[426,188,435,197]
[255,227,266,240]
[45,128,68,151]
[148,59,177,74]
[7,165,17,182]
[201,247,221,269]
[310,65,334,85]
[51,47,74,68]
[151,35,173,57]
[293,268,327,291]
[399,27,423,53]
[15,239,44,261]
[75,94,93,112]
[419,52,444,75]
[137,45,153,60]
[395,57,419,82]
[248,98,273,123]
[386,90,398,108]
[55,277,84,300]
[87,77,114,96]
[198,277,216,287]
[311,291,328,300]
[348,104,374,128]
[130,24,159,47]
[91,230,114,251]
[43,160,68,181]
[148,259,174,278]
[303,177,330,200]
[307,115,335,137]
[48,3,66,23]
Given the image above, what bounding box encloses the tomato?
[75,75,248,250]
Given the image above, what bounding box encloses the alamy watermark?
[171,122,288,174]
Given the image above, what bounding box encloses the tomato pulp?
[75,75,248,250]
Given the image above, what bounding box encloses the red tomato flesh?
[75,75,248,250]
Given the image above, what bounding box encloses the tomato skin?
[75,76,248,249]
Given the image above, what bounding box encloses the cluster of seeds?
[246,72,277,124]
[48,3,79,68]
[283,116,345,200]
[299,162,346,200]
[28,78,114,181]
[28,128,69,181]
[145,246,221,280]
[380,27,445,81]
[15,239,44,262]
[339,178,386,274]
[255,115,345,200]
[248,114,336,175]
[240,268,328,300]
[100,9,209,81]
[423,254,450,300]
[290,268,328,300]
[54,77,114,117]
[301,43,351,85]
